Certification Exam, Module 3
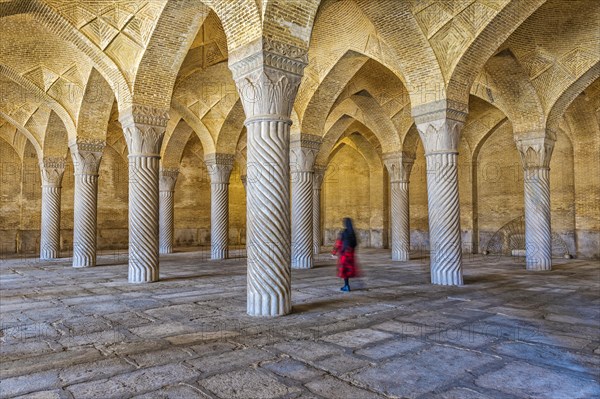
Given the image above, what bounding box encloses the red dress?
[332,239,360,278]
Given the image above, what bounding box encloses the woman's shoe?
[341,285,350,292]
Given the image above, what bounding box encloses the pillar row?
[291,135,321,269]
[120,105,169,283]
[70,139,105,267]
[383,152,414,262]
[39,157,66,260]
[159,168,179,255]
[231,37,306,316]
[312,166,325,255]
[516,135,555,270]
[415,105,466,286]
[206,154,235,260]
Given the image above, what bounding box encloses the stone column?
[415,105,466,286]
[39,157,66,260]
[206,154,235,260]
[119,105,168,283]
[230,37,306,316]
[159,168,179,254]
[515,136,555,270]
[312,166,325,255]
[383,152,414,261]
[70,139,105,267]
[290,135,321,269]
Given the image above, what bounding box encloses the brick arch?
[445,0,547,107]
[161,118,193,169]
[170,98,216,154]
[43,110,69,159]
[318,116,382,167]
[214,98,246,155]
[0,113,43,160]
[547,62,600,134]
[131,1,211,110]
[0,0,132,108]
[77,68,114,142]
[261,0,322,50]
[0,64,77,141]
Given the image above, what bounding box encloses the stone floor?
[1,248,599,399]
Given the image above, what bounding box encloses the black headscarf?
[341,217,357,252]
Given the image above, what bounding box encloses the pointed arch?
[77,68,115,142]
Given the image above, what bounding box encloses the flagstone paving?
[1,249,599,398]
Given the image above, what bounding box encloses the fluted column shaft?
[416,115,465,286]
[71,140,105,267]
[291,137,320,269]
[40,158,66,260]
[516,136,555,270]
[159,168,178,254]
[120,106,168,283]
[231,39,306,316]
[206,155,234,260]
[312,167,325,255]
[384,153,414,262]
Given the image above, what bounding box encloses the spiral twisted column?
[159,168,179,254]
[290,135,321,269]
[231,37,306,316]
[312,166,325,255]
[120,105,169,283]
[415,108,466,286]
[206,154,235,260]
[383,153,414,261]
[40,157,66,260]
[71,139,105,267]
[516,136,555,271]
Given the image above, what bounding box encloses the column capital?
[313,164,326,188]
[40,157,66,187]
[415,117,464,154]
[412,99,468,125]
[290,134,321,173]
[70,138,105,175]
[515,135,555,170]
[229,38,307,120]
[205,153,235,184]
[383,152,415,183]
[119,105,169,156]
[159,168,179,192]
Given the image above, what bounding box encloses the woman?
[332,217,359,291]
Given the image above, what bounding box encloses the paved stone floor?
[0,248,599,399]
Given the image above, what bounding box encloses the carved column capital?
[290,134,321,173]
[415,118,464,154]
[515,135,555,170]
[229,38,307,120]
[313,165,326,189]
[70,138,105,175]
[40,157,66,187]
[119,105,169,156]
[159,168,179,192]
[205,153,235,184]
[383,152,415,183]
[412,99,468,125]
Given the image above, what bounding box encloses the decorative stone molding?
[120,105,169,156]
[40,157,66,187]
[412,99,468,125]
[205,153,235,184]
[290,134,321,173]
[515,136,555,170]
[415,118,463,154]
[383,152,415,183]
[70,139,105,176]
[159,168,179,192]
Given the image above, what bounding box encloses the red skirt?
[333,239,360,278]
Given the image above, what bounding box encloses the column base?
[211,248,228,260]
[392,250,410,262]
[159,246,173,255]
[292,256,313,269]
[526,258,552,271]
[128,263,159,283]
[73,260,95,268]
[431,268,463,286]
[247,292,291,317]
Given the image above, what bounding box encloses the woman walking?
[332,217,360,291]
